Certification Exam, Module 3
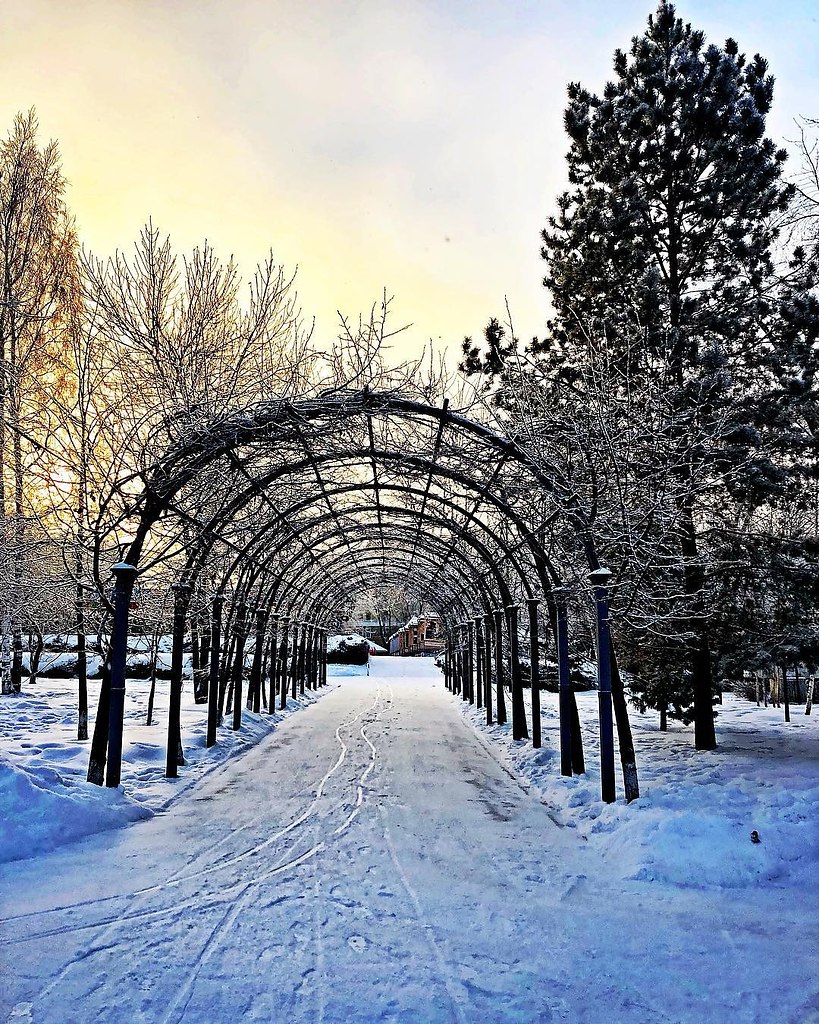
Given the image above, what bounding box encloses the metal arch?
[150,450,551,598]
[92,390,631,802]
[267,521,503,618]
[170,464,543,635]
[247,544,473,637]
[145,445,545,583]
[211,484,534,600]
[126,389,599,577]
[207,498,525,628]
[296,562,472,635]
[266,519,500,615]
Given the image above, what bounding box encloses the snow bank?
[327,632,369,654]
[0,754,152,862]
[457,689,819,891]
[0,669,334,864]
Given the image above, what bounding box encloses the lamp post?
[589,567,616,803]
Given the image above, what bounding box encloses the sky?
[2,0,818,361]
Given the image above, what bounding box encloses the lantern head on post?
[588,567,613,589]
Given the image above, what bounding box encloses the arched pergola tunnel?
[87,390,638,804]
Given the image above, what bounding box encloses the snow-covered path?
[2,658,816,1024]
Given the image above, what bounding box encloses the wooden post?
[806,675,814,716]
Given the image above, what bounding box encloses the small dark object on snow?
[750,830,761,844]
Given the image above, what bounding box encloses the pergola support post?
[527,598,541,748]
[207,593,224,746]
[250,606,266,713]
[493,609,506,725]
[297,622,307,695]
[475,616,484,709]
[555,591,573,776]
[231,601,248,731]
[279,617,290,709]
[460,624,468,702]
[467,619,475,705]
[483,613,493,724]
[290,621,299,699]
[590,569,616,803]
[506,604,528,740]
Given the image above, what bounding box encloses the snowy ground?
[459,686,819,891]
[0,666,330,862]
[1,658,818,1023]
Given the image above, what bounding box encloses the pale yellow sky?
[3,0,818,359]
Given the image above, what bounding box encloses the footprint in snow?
[347,935,368,953]
[7,1005,33,1024]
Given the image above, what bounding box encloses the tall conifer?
[539,2,793,748]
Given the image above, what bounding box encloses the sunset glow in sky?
[4,1,819,359]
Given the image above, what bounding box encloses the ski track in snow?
[158,686,390,1024]
[14,685,387,1016]
[3,660,819,1024]
[2,687,384,943]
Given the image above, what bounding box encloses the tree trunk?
[782,664,790,723]
[87,658,111,785]
[610,642,639,801]
[11,625,22,693]
[76,583,88,740]
[28,627,43,687]
[166,585,190,777]
[145,628,159,727]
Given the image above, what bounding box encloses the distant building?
[389,613,444,656]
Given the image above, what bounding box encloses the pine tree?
[538,2,794,749]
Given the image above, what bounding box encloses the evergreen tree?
[537,2,795,749]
